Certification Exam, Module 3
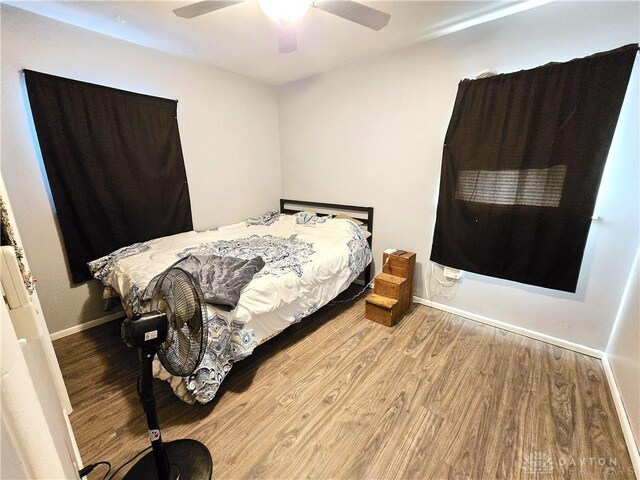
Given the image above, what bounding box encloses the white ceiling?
[5,1,547,85]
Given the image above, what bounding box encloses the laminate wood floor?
[53,297,635,479]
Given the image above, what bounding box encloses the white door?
[1,288,78,479]
[1,176,82,479]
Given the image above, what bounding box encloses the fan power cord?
[78,461,111,479]
[106,445,152,480]
[82,445,152,480]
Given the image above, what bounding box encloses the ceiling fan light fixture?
[257,0,312,25]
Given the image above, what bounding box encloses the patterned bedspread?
[88,211,372,404]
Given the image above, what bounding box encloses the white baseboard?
[413,296,603,359]
[50,311,123,341]
[601,354,640,478]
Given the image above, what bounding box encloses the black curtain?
[431,44,637,292]
[25,70,193,283]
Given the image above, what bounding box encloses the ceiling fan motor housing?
[122,311,168,349]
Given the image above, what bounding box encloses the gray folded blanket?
[146,254,265,310]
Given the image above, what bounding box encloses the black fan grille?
[150,268,208,377]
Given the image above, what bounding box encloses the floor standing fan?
[121,267,213,480]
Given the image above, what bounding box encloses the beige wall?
[277,1,640,350]
[1,5,281,334]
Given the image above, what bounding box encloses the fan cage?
[150,267,208,377]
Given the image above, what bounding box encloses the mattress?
[88,211,372,403]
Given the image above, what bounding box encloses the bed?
[88,199,373,404]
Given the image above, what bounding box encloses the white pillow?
[334,213,364,225]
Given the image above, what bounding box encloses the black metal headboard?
[280,199,374,285]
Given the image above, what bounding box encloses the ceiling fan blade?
[314,1,390,30]
[278,24,297,54]
[173,1,241,19]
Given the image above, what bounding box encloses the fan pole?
[139,348,171,480]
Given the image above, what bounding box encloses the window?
[430,44,637,292]
[25,71,192,283]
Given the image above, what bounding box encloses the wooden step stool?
[365,251,416,327]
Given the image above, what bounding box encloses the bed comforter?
[88,211,372,404]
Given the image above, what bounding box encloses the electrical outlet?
[443,266,461,279]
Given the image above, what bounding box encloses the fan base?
[123,439,212,480]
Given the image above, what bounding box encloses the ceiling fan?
[173,0,391,54]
